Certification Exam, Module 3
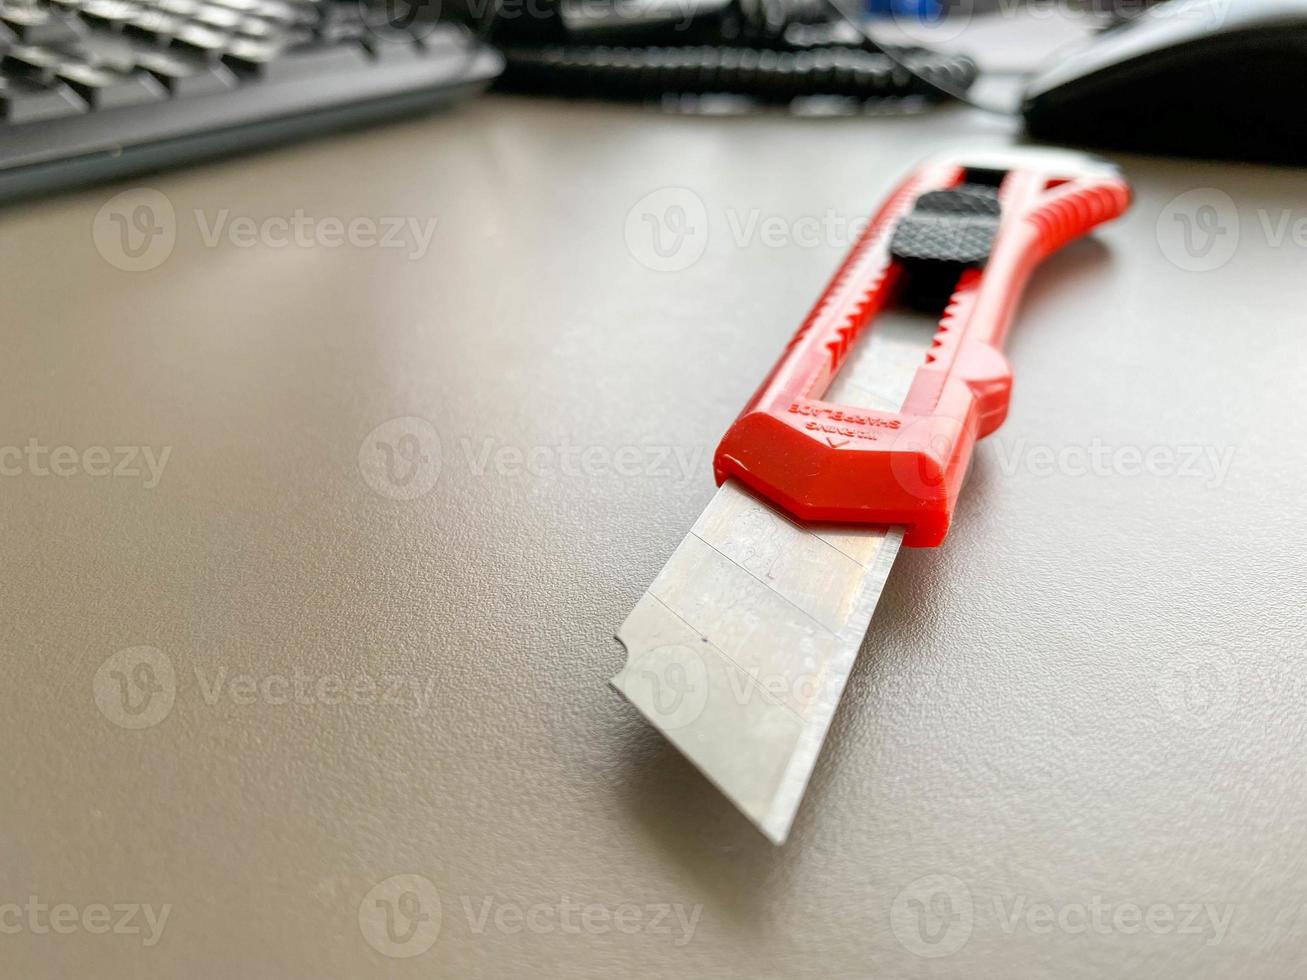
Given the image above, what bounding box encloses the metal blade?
[614,483,902,842]
[613,309,935,843]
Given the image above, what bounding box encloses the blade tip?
[753,804,795,846]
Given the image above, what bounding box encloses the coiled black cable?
[495,42,979,102]
[482,0,982,105]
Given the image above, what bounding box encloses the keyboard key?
[80,0,141,26]
[315,5,365,41]
[133,44,233,93]
[233,15,277,38]
[220,35,278,70]
[55,59,166,106]
[364,34,422,62]
[171,21,228,53]
[244,0,302,24]
[415,24,464,54]
[3,43,64,77]
[193,3,243,29]
[261,40,364,80]
[0,74,86,121]
[124,9,184,42]
[1,2,83,45]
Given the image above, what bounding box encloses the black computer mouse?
[1022,0,1307,166]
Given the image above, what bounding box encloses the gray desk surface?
[1,94,1305,979]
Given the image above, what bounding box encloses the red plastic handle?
[713,149,1132,547]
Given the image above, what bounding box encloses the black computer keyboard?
[0,0,502,201]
